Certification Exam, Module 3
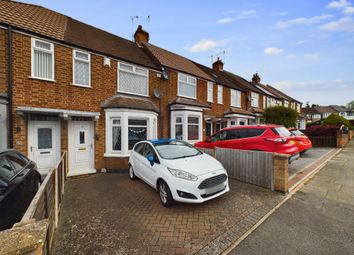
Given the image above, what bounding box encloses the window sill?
[104,153,130,158]
[28,76,56,83]
[117,90,150,98]
[72,83,92,88]
[178,95,197,100]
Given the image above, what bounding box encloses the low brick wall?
[336,131,349,148]
[349,130,354,140]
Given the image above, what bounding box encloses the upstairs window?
[178,73,196,98]
[207,82,213,102]
[231,89,241,108]
[31,38,54,80]
[217,85,223,104]
[73,50,90,87]
[118,63,148,96]
[251,92,259,107]
[284,100,289,107]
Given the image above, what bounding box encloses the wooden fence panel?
[199,148,274,190]
[308,136,336,147]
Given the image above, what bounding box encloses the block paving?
[52,174,282,255]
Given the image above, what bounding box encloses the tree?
[263,106,298,128]
[323,113,350,126]
[346,100,354,109]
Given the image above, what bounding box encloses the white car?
[128,139,229,207]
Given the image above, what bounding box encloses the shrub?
[323,113,350,127]
[264,106,298,128]
[303,125,340,137]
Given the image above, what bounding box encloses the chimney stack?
[252,73,261,84]
[134,25,149,45]
[212,57,224,71]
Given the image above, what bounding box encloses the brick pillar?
[273,153,289,193]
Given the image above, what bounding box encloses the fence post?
[61,160,65,195]
[54,167,58,228]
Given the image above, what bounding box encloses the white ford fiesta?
[128,139,229,207]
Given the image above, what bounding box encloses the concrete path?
[230,141,354,255]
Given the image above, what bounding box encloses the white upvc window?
[217,85,223,104]
[297,104,301,112]
[171,111,202,143]
[207,82,213,102]
[31,38,54,81]
[118,62,148,96]
[284,100,289,108]
[178,73,197,99]
[263,96,267,109]
[251,92,259,107]
[73,50,91,87]
[231,89,241,108]
[105,109,157,156]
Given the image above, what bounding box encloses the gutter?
[7,25,13,148]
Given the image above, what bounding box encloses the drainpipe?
[7,25,13,148]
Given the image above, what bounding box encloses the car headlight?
[167,167,198,181]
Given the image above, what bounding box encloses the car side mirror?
[147,155,155,166]
[0,179,8,196]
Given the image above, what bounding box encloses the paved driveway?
[52,174,281,255]
[288,148,333,179]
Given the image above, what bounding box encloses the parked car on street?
[0,150,41,231]
[128,139,229,207]
[195,125,300,163]
[288,128,312,153]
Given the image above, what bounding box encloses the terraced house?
[0,0,302,174]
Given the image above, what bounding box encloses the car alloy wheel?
[158,181,174,207]
[129,165,136,180]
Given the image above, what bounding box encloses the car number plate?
[205,183,225,195]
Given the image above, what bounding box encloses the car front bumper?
[169,169,230,203]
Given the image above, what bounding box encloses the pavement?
[52,174,282,255]
[229,141,354,255]
[288,147,333,179]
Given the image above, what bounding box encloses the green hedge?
[263,106,298,128]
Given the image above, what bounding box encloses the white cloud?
[275,14,333,29]
[304,53,319,59]
[273,79,352,91]
[185,39,227,53]
[217,18,234,24]
[287,54,297,59]
[264,47,284,55]
[291,40,306,45]
[320,17,354,32]
[327,0,354,15]
[273,81,306,90]
[237,10,257,19]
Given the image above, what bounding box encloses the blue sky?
[21,0,354,106]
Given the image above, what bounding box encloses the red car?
[288,128,312,153]
[195,125,300,163]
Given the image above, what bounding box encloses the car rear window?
[0,156,16,181]
[272,127,292,137]
[291,130,304,136]
[6,153,28,173]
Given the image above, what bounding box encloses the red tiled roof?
[143,43,212,80]
[101,94,159,113]
[169,97,211,109]
[224,107,255,116]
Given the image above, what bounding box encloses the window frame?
[217,85,223,104]
[117,62,149,97]
[171,111,202,143]
[177,73,197,99]
[207,82,214,102]
[111,117,122,153]
[127,118,148,150]
[31,38,55,81]
[72,49,91,87]
[251,92,259,108]
[231,89,241,108]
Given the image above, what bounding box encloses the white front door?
[68,121,95,176]
[28,121,60,175]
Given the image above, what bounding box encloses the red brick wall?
[0,29,7,94]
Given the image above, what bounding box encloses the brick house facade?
[0,0,302,174]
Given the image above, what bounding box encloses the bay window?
[217,85,223,104]
[231,89,241,108]
[188,117,199,140]
[175,117,183,140]
[251,92,259,107]
[118,63,148,96]
[73,50,90,87]
[207,82,213,102]
[105,109,157,156]
[178,73,196,98]
[171,111,202,142]
[31,38,54,80]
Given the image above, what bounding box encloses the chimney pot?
[212,58,224,71]
[252,73,261,84]
[134,25,149,45]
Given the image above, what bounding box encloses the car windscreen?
[272,127,292,137]
[290,129,304,136]
[154,141,202,160]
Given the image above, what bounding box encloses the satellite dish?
[162,68,169,80]
[154,90,162,98]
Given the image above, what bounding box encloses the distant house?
[302,105,354,125]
